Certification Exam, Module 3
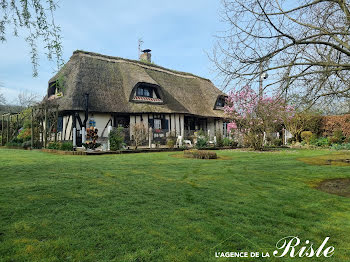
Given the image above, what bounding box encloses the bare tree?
[213,0,350,106]
[0,91,5,105]
[132,123,147,149]
[18,91,39,107]
[0,0,63,76]
[0,82,5,105]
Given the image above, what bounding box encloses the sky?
[0,0,225,104]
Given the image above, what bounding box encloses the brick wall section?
[321,114,350,137]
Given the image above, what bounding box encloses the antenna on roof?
[138,38,144,57]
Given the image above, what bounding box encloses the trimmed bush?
[184,149,217,159]
[60,142,73,151]
[301,131,313,144]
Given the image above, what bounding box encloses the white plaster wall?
[179,114,184,137]
[92,113,112,138]
[170,114,176,135]
[62,115,72,140]
[216,120,223,136]
[129,115,136,139]
[207,119,215,139]
[174,114,180,136]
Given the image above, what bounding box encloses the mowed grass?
[0,148,349,262]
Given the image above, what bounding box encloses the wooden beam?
[63,115,70,140]
[1,114,4,146]
[44,107,47,148]
[7,114,10,144]
[55,107,58,142]
[31,108,34,149]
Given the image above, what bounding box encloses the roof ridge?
[73,50,211,82]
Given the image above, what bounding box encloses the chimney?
[140,49,151,63]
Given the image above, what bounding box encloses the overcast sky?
[0,0,225,104]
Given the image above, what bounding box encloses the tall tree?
[0,0,63,76]
[213,0,350,106]
[0,82,5,105]
[0,91,5,105]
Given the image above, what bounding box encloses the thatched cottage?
[46,50,228,147]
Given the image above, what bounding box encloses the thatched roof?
[46,50,226,118]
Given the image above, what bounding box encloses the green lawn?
[0,148,349,261]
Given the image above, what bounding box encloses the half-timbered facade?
[45,50,228,147]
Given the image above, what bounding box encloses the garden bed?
[316,178,350,198]
[298,153,350,166]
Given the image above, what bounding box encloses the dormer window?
[48,80,63,99]
[136,86,152,97]
[131,82,164,103]
[215,96,226,109]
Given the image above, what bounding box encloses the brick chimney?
[140,49,151,63]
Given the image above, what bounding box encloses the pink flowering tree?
[225,85,295,150]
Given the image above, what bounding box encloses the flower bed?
[184,149,217,159]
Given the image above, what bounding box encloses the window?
[148,115,169,130]
[216,97,226,107]
[154,119,162,129]
[48,80,63,98]
[136,86,152,97]
[48,81,57,97]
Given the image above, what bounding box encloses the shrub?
[215,132,224,147]
[47,142,60,150]
[5,141,22,147]
[11,137,23,144]
[60,142,73,151]
[286,111,322,141]
[196,137,208,149]
[197,129,206,137]
[132,123,147,149]
[309,133,318,145]
[329,129,346,145]
[21,141,32,149]
[328,136,341,146]
[272,138,282,147]
[313,137,329,147]
[109,127,125,151]
[301,131,313,144]
[184,149,217,159]
[287,137,295,144]
[223,137,238,148]
[223,137,231,147]
[331,143,350,150]
[17,128,31,142]
[166,139,175,148]
[83,142,101,150]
